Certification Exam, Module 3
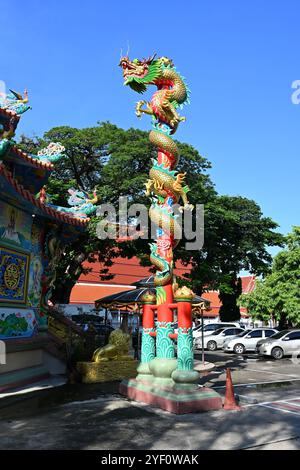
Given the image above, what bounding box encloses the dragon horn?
[147,53,157,63]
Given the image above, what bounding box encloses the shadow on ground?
[1,386,300,450]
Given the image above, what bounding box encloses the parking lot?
[195,350,300,384]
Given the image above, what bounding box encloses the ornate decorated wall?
[0,201,40,338]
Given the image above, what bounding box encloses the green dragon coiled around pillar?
[120,54,193,286]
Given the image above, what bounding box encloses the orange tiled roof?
[241,275,256,293]
[77,257,192,285]
[70,284,135,304]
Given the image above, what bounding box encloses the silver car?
[194,327,244,351]
[193,322,242,341]
[256,329,300,359]
[223,328,278,354]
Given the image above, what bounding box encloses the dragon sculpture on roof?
[0,89,31,115]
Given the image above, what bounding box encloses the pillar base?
[171,369,200,385]
[119,378,223,414]
[136,362,154,382]
[149,357,177,387]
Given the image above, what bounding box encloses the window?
[234,328,244,335]
[213,328,226,335]
[204,324,218,331]
[247,330,263,338]
[224,329,235,336]
[237,329,251,337]
[270,330,290,339]
[265,330,277,337]
[285,332,300,341]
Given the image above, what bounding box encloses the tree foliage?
[240,227,300,327]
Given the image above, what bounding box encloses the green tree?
[240,227,300,327]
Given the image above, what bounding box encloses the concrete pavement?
[1,389,300,449]
[1,351,300,450]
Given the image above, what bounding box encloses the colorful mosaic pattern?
[141,328,156,363]
[0,247,29,303]
[0,308,37,338]
[177,327,194,370]
[156,322,175,359]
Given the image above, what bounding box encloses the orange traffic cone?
[223,368,241,410]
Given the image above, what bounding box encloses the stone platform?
[119,378,223,414]
[77,360,138,383]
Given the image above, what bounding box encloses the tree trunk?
[51,278,76,305]
[219,276,242,322]
[278,312,288,330]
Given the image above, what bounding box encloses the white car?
[194,327,245,351]
[256,329,300,359]
[223,328,278,354]
[193,322,243,341]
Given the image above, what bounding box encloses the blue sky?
[1,0,299,243]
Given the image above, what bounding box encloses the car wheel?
[207,340,217,351]
[234,343,245,354]
[271,347,284,360]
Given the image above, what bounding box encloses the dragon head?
[119,54,163,93]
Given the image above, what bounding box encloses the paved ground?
[195,351,300,389]
[1,352,300,450]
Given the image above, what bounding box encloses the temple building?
[0,89,94,391]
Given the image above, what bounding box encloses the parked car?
[223,328,278,354]
[194,327,245,351]
[193,322,243,341]
[256,329,300,359]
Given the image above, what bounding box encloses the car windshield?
[193,324,202,331]
[236,329,251,337]
[212,328,226,335]
[268,330,290,339]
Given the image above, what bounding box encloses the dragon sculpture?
[48,188,98,218]
[120,54,192,288]
[0,89,31,115]
[36,142,66,164]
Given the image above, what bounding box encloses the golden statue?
[92,329,134,363]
